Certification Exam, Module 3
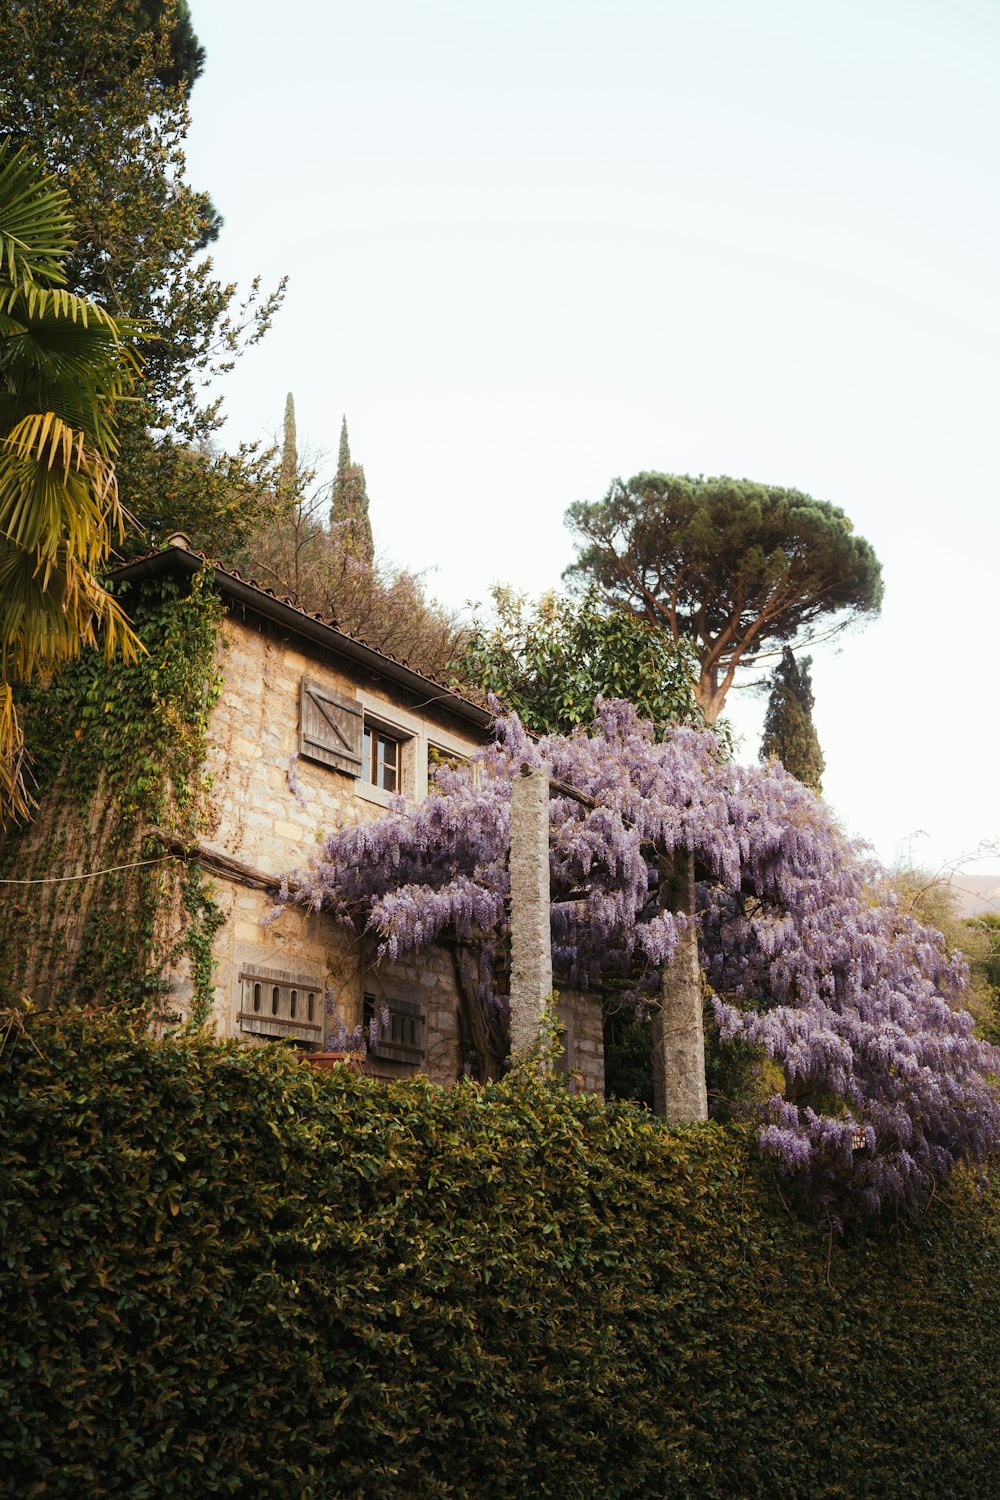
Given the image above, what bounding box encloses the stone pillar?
[509,765,553,1061]
[652,849,708,1122]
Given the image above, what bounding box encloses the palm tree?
[0,140,146,822]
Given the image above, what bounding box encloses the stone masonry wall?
[181,611,482,1085]
[555,987,606,1096]
[7,592,609,1098]
[363,944,464,1085]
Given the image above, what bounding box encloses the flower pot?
[307,1050,364,1072]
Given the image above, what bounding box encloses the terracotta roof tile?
[112,537,492,718]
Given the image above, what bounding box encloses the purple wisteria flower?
[278,699,1000,1219]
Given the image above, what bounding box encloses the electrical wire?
[0,856,172,886]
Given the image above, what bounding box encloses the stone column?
[652,849,708,1122]
[509,764,553,1062]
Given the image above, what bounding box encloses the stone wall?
[362,944,465,1085]
[555,987,606,1096]
[6,589,611,1099]
[179,610,483,1084]
[202,612,481,882]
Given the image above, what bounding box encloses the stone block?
[273,818,306,842]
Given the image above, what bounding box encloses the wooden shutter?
[363,992,425,1064]
[299,679,363,775]
[238,968,324,1044]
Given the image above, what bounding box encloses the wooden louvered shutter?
[299,679,363,775]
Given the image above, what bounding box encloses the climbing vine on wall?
[0,572,224,1023]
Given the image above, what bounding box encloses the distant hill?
[944,873,1000,920]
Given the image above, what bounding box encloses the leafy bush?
[2,1011,1000,1498]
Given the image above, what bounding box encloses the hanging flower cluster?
[280,701,1000,1218]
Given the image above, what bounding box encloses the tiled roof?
[111,535,494,729]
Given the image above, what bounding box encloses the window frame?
[353,693,422,809]
[426,741,470,784]
[362,721,403,793]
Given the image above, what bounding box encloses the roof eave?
[111,546,494,732]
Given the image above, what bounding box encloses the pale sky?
[184,0,999,878]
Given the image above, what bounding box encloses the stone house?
[107,538,605,1093]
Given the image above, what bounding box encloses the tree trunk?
[652,849,708,1122]
[694,670,725,726]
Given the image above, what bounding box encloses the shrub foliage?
[2,1011,1000,1498]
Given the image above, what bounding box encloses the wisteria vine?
[279,700,1000,1218]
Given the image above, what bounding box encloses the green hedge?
[2,1012,999,1498]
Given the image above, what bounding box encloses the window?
[299,677,472,805]
[427,743,467,781]
[363,992,425,1066]
[238,966,322,1045]
[355,705,414,804]
[300,677,411,799]
[362,724,400,792]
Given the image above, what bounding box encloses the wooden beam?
[141,826,279,893]
[547,774,598,810]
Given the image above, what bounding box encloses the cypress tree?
[334,416,350,498]
[280,392,298,500]
[760,649,825,794]
[329,416,374,563]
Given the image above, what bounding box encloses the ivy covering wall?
[2,1011,998,1499]
[0,575,223,1020]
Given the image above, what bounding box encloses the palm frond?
[0,537,143,681]
[0,143,146,825]
[0,415,128,559]
[0,140,73,289]
[0,682,34,824]
[0,290,147,448]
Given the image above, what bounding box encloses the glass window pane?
[365,730,398,790]
[380,735,397,791]
[362,724,401,789]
